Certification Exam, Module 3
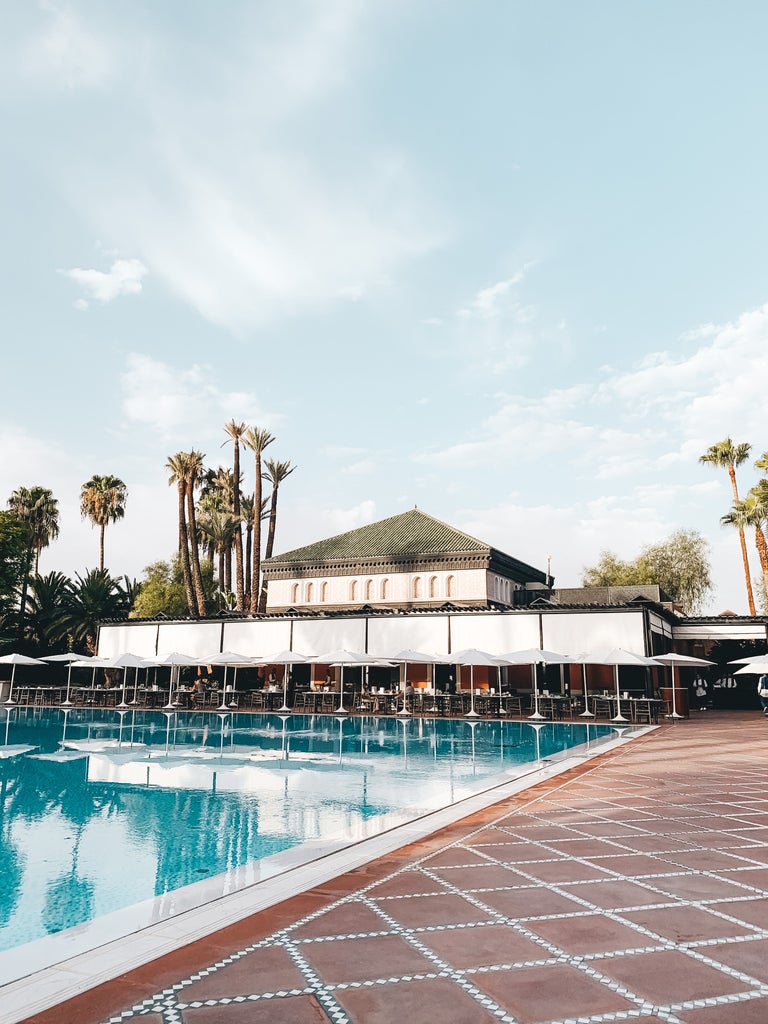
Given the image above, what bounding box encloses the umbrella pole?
[612,665,629,722]
[163,666,177,710]
[62,663,74,707]
[117,667,130,709]
[497,666,506,715]
[529,663,545,720]
[398,660,411,716]
[218,666,229,710]
[279,662,290,713]
[5,664,17,706]
[579,663,594,717]
[465,665,479,717]
[669,664,683,719]
[336,666,348,714]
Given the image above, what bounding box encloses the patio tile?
[647,872,755,902]
[334,977,497,1024]
[512,858,613,884]
[477,843,564,864]
[421,846,491,869]
[300,933,434,985]
[574,822,650,837]
[477,885,585,919]
[418,923,547,969]
[181,945,307,1000]
[596,949,750,1003]
[718,867,768,891]
[525,911,652,954]
[366,870,448,898]
[558,878,662,910]
[590,853,686,876]
[181,994,328,1023]
[661,849,760,872]
[429,863,529,890]
[615,835,693,853]
[292,901,390,940]
[473,962,635,1022]
[545,837,630,857]
[621,904,757,942]
[373,892,491,929]
[704,937,768,984]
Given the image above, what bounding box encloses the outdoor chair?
[591,697,613,719]
[631,698,655,724]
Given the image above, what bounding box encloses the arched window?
[381,578,389,600]
[446,575,454,598]
[413,576,422,599]
[321,581,328,603]
[291,583,299,604]
[350,580,357,602]
[429,575,438,598]
[365,578,373,601]
[306,582,314,603]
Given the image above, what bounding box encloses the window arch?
[381,577,389,600]
[446,575,455,598]
[365,578,374,601]
[291,583,299,604]
[429,575,438,598]
[306,582,314,603]
[321,581,329,603]
[350,579,357,602]
[413,576,422,599]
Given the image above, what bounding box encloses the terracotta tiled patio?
[21,711,768,1024]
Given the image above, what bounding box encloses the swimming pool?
[0,707,618,970]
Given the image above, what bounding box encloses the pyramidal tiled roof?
[267,509,490,564]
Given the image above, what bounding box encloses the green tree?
[699,438,756,615]
[258,457,295,613]
[62,569,130,653]
[7,486,60,624]
[131,556,216,619]
[0,511,27,625]
[582,529,712,614]
[242,427,274,613]
[25,571,71,650]
[79,475,127,571]
[166,453,198,618]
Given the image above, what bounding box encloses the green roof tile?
[267,509,489,563]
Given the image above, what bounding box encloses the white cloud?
[456,266,533,321]
[23,2,114,89]
[120,353,275,439]
[60,258,147,306]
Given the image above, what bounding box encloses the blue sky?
[2,0,768,613]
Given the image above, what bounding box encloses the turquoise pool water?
[0,707,616,954]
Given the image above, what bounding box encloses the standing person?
[692,675,709,711]
[758,672,768,716]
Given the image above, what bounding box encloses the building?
[262,508,551,613]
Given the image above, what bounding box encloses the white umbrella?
[449,649,508,719]
[0,653,47,705]
[729,653,768,664]
[654,652,716,720]
[734,660,768,674]
[313,650,392,714]
[153,652,202,708]
[579,648,659,723]
[388,649,440,716]
[204,652,261,709]
[42,653,96,707]
[501,648,575,721]
[260,650,313,712]
[97,653,154,708]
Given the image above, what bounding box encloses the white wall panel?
[543,611,646,655]
[292,618,367,655]
[156,622,224,658]
[98,623,158,657]
[449,613,540,654]
[223,620,292,656]
[367,617,450,657]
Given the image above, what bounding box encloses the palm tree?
[166,453,197,617]
[79,475,127,571]
[242,427,274,613]
[745,480,768,600]
[8,486,60,624]
[240,493,254,604]
[26,571,71,649]
[258,458,295,612]
[756,452,768,473]
[223,420,248,611]
[700,438,756,615]
[184,450,208,617]
[62,569,130,653]
[198,509,239,603]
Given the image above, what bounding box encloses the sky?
[2,0,768,614]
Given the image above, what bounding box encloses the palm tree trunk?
[186,489,207,617]
[99,523,106,572]
[232,440,244,611]
[225,539,232,593]
[258,486,279,613]
[729,465,757,615]
[18,541,33,629]
[245,523,252,606]
[251,456,263,614]
[218,549,225,596]
[177,482,197,618]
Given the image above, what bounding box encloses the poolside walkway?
[22,711,768,1024]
